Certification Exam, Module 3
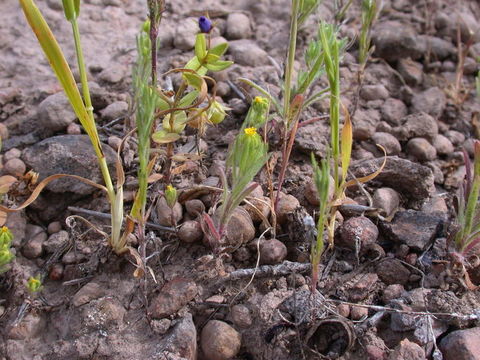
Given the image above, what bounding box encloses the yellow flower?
[1,226,8,233]
[254,96,268,106]
[244,127,257,136]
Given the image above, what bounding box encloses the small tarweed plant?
[449,141,480,289]
[358,0,380,67]
[0,226,14,274]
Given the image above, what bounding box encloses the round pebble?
[201,320,242,360]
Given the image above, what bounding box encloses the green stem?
[283,0,300,123]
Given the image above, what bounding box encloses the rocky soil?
[1,0,480,359]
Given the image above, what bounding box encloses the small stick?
[226,261,312,281]
[67,206,176,232]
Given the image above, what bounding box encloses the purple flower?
[198,16,212,33]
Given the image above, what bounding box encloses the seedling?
[449,141,480,289]
[0,226,14,274]
[358,0,380,67]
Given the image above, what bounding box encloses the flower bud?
[0,226,13,248]
[165,185,177,209]
[208,100,228,124]
[245,96,269,128]
[198,16,212,33]
[27,275,42,293]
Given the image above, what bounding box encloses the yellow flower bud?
[165,184,177,209]
[27,275,42,293]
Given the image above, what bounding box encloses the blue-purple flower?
[198,16,212,33]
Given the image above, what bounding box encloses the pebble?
[72,282,104,307]
[372,21,424,61]
[382,284,405,304]
[185,199,205,217]
[440,327,480,360]
[37,92,77,132]
[3,158,26,176]
[228,39,269,66]
[244,195,271,223]
[22,230,46,259]
[7,313,45,340]
[348,273,379,301]
[396,112,438,141]
[174,17,199,50]
[47,221,62,234]
[381,98,408,126]
[371,132,401,155]
[49,263,64,281]
[107,136,122,151]
[380,210,443,251]
[156,196,183,227]
[226,13,252,40]
[337,303,350,318]
[338,216,379,251]
[3,148,21,162]
[260,239,287,265]
[230,304,252,328]
[376,258,410,285]
[388,339,425,360]
[406,137,437,161]
[350,305,368,320]
[275,192,300,224]
[372,187,400,217]
[66,122,82,135]
[100,101,128,121]
[397,58,423,86]
[432,134,454,156]
[353,108,380,140]
[148,278,197,319]
[444,130,465,146]
[360,84,389,101]
[178,220,203,243]
[98,64,126,84]
[43,230,69,254]
[201,320,242,360]
[411,87,446,119]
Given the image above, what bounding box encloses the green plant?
[358,0,379,66]
[0,226,14,274]
[203,99,270,248]
[27,274,43,292]
[449,141,480,289]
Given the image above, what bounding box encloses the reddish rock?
[260,239,287,265]
[377,259,410,285]
[440,327,480,360]
[338,216,379,251]
[388,339,425,360]
[201,320,242,360]
[149,278,197,319]
[349,273,379,301]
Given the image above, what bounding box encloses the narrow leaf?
[340,103,352,181]
[194,33,207,60]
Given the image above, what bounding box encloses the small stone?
[440,327,480,360]
[174,17,199,50]
[376,258,410,285]
[100,101,128,121]
[185,199,205,217]
[260,239,287,265]
[230,304,252,328]
[381,98,408,126]
[149,278,197,319]
[360,84,389,101]
[382,284,405,304]
[37,92,77,132]
[372,187,400,217]
[49,263,64,281]
[372,132,401,155]
[47,221,62,234]
[338,216,379,250]
[226,13,252,40]
[22,230,46,259]
[151,318,171,335]
[353,108,380,140]
[388,339,425,360]
[3,158,26,176]
[43,230,69,254]
[156,313,197,360]
[98,65,126,84]
[3,148,21,162]
[348,273,379,301]
[411,87,446,119]
[107,136,122,151]
[244,196,271,223]
[228,40,269,66]
[274,194,299,227]
[156,196,183,227]
[421,195,448,217]
[406,137,437,161]
[66,122,82,135]
[422,35,456,60]
[372,21,424,61]
[222,207,255,246]
[390,302,418,331]
[380,210,443,251]
[396,112,438,141]
[201,320,242,360]
[7,313,45,340]
[178,220,203,243]
[432,134,454,156]
[397,58,423,86]
[444,130,465,146]
[350,305,368,320]
[337,303,350,318]
[72,282,104,307]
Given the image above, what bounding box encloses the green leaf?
[204,60,233,72]
[184,56,201,71]
[194,33,207,60]
[183,72,204,91]
[179,90,199,108]
[152,130,181,144]
[209,42,229,57]
[156,95,170,111]
[62,0,80,21]
[205,53,220,64]
[163,111,187,133]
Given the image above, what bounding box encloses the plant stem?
[283,0,300,123]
